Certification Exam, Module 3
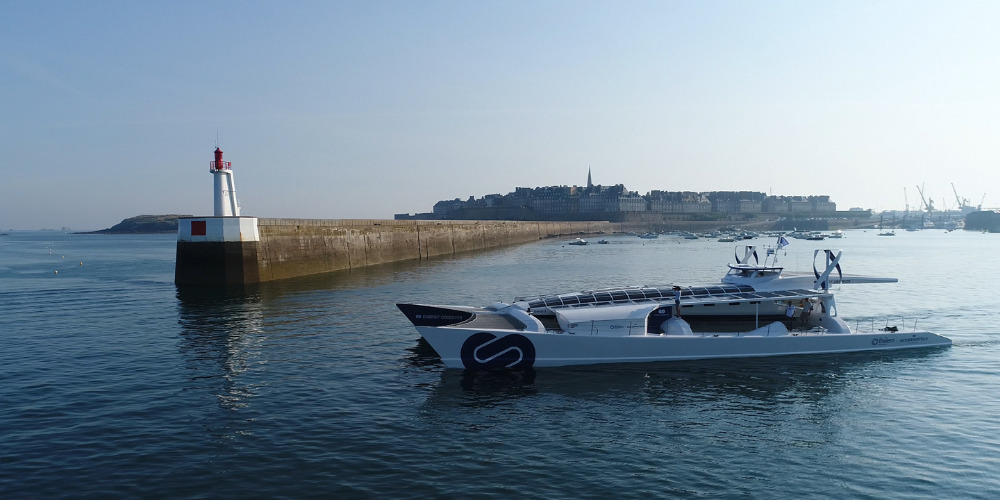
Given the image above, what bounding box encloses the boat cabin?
[722,264,783,286]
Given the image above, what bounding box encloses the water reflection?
[421,348,948,411]
[402,338,445,370]
[176,287,266,419]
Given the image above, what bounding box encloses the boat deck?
[457,312,528,331]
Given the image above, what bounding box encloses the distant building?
[433,199,465,217]
[648,191,711,213]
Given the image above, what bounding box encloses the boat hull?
[415,325,951,369]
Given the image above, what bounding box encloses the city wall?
[176,218,615,286]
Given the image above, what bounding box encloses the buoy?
[79,262,83,266]
[54,270,58,274]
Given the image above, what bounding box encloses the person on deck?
[801,299,813,326]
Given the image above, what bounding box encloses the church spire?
[587,166,593,189]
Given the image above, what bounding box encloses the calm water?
[2,229,999,499]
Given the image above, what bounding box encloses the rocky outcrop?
[90,214,192,234]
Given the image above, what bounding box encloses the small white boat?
[567,238,588,246]
[597,239,610,244]
[398,242,951,369]
[638,233,659,239]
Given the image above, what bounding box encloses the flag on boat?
[778,236,790,248]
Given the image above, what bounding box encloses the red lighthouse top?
[210,147,232,172]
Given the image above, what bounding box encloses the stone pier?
[175,217,614,286]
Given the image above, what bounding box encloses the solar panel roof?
[525,285,825,310]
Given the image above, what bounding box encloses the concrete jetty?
[175,217,613,286]
[174,148,618,286]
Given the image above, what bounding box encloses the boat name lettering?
[898,336,929,343]
[609,324,626,329]
[871,337,896,346]
[415,314,465,321]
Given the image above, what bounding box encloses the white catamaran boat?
[397,243,951,369]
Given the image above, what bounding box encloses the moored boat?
[398,242,951,369]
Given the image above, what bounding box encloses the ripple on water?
[3,231,1000,498]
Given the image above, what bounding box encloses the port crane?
[952,183,971,212]
[916,184,934,213]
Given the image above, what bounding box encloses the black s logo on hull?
[460,332,536,369]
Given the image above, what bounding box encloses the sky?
[3,0,1000,230]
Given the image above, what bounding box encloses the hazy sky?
[3,1,999,230]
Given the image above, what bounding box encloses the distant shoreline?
[80,214,192,234]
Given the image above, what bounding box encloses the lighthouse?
[176,146,259,286]
[210,147,240,216]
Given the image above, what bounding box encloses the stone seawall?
[254,219,613,282]
[176,217,614,286]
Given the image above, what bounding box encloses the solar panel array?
[525,285,822,310]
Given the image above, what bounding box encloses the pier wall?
[176,218,613,286]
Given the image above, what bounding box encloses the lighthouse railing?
[210,161,232,172]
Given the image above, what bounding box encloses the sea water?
[2,229,999,499]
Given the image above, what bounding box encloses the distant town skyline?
[404,178,842,222]
[403,166,979,220]
[4,1,999,230]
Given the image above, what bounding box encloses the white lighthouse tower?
[210,147,240,216]
[176,146,259,286]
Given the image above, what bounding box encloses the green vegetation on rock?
[90,214,192,234]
